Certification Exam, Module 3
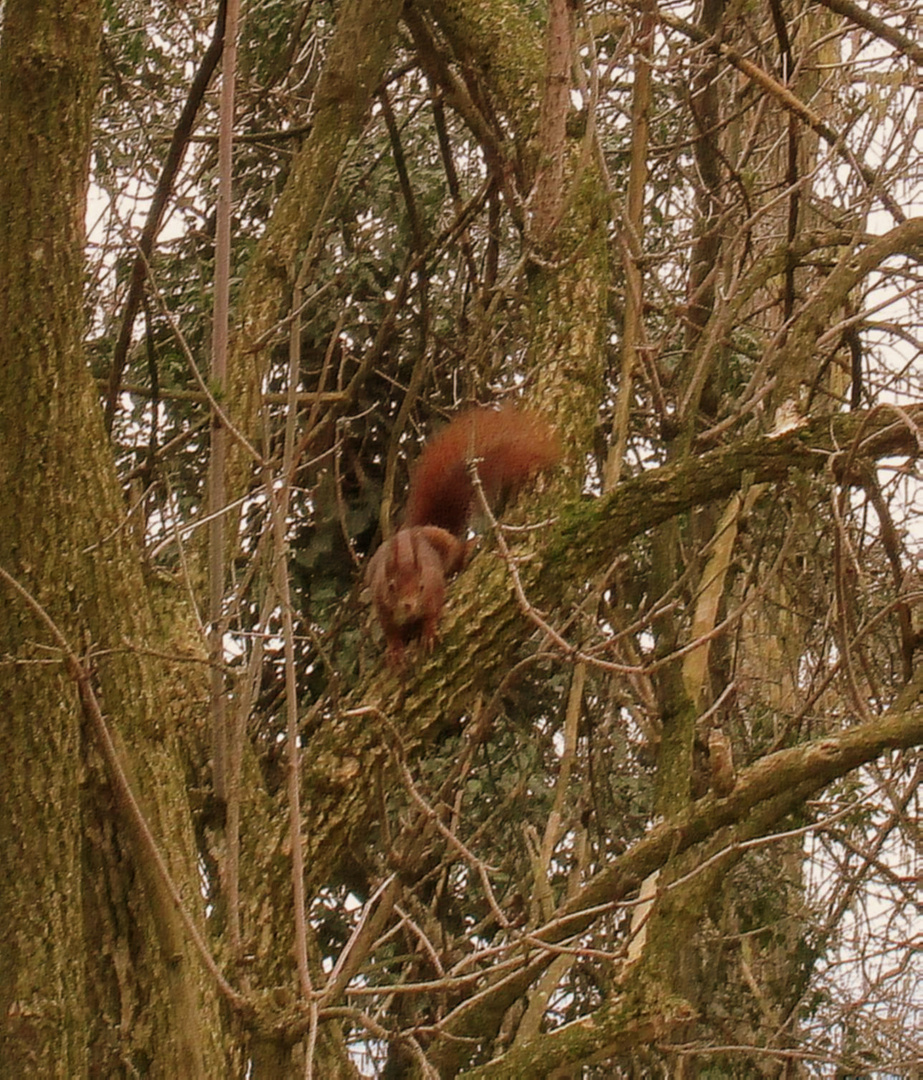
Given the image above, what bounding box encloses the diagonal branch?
[430,692,923,1070]
[104,2,228,431]
[812,0,923,67]
[657,7,907,223]
[553,395,923,592]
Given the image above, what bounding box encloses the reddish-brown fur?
[367,407,559,666]
[403,406,561,534]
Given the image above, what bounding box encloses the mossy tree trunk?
[1,0,921,1074]
[0,0,225,1073]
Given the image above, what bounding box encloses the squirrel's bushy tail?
[403,406,560,535]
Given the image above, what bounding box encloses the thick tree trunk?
[0,0,225,1072]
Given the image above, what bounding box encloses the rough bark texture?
[0,0,224,1073]
[2,0,921,1073]
[228,0,406,482]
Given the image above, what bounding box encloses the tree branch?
[0,565,252,1018]
[812,0,923,67]
[550,398,923,593]
[104,2,228,431]
[430,694,923,1070]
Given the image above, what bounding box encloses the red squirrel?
[366,406,560,666]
